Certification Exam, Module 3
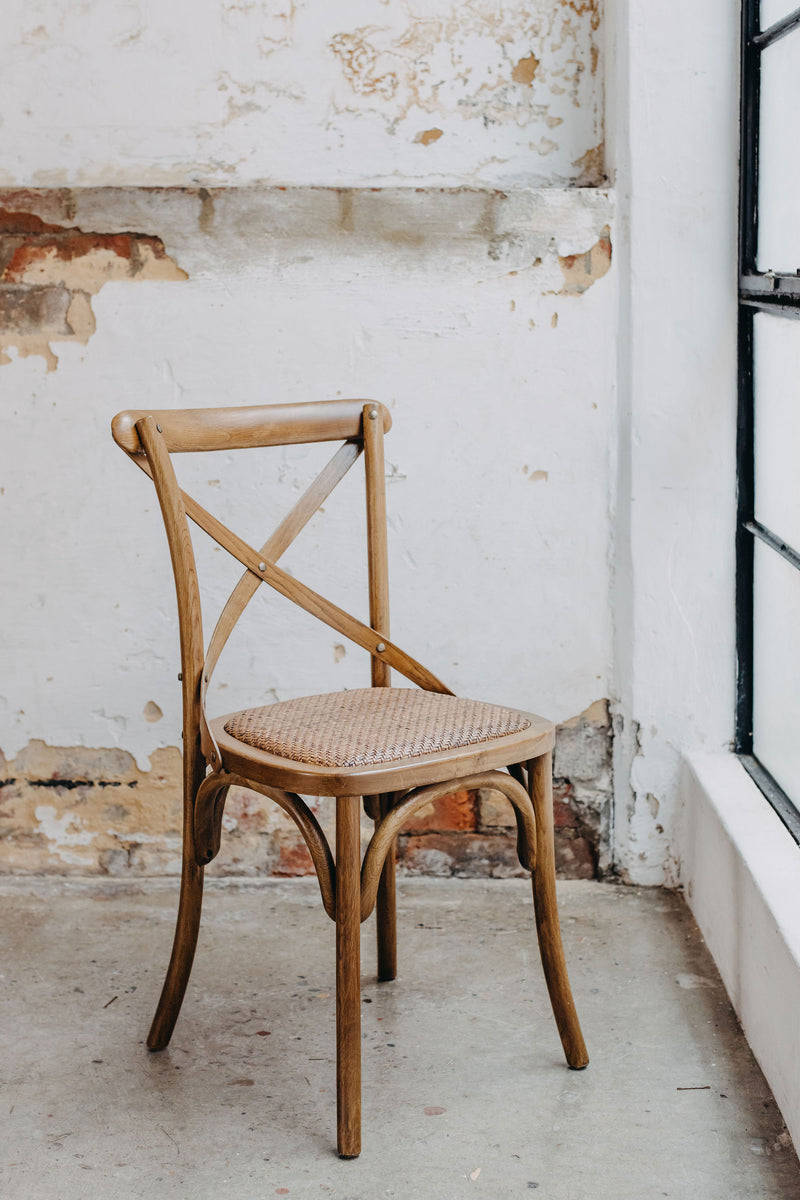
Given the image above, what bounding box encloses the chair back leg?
[528,752,589,1069]
[374,793,398,982]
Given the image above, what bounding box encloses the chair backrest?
[112,400,451,772]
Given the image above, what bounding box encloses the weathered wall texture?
[0,185,616,879]
[2,1,603,189]
[0,186,611,370]
[0,194,186,369]
[1,1,618,881]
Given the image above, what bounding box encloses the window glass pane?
[760,2,800,31]
[754,311,800,553]
[757,30,800,272]
[753,541,800,800]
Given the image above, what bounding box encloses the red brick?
[477,787,516,830]
[398,831,526,878]
[554,829,596,880]
[0,188,75,228]
[274,837,314,876]
[0,285,71,334]
[224,787,267,832]
[402,788,476,834]
[0,206,67,235]
[1,232,169,281]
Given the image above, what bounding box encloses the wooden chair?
[111,399,588,1158]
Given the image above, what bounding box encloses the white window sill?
[679,750,800,1150]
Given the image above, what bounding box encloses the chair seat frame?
[112,399,588,1159]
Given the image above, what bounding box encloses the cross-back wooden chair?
[111,399,588,1158]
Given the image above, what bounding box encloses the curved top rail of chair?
[111,399,392,455]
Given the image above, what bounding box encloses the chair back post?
[135,416,207,831]
[362,404,391,689]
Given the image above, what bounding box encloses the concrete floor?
[1,878,798,1200]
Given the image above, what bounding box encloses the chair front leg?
[147,757,206,1051]
[528,752,589,1070]
[336,796,362,1158]
[147,842,204,1050]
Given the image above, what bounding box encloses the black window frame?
[737,0,800,842]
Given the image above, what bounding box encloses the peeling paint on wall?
[552,698,614,875]
[0,187,614,375]
[512,53,541,85]
[0,193,186,369]
[572,143,605,186]
[0,742,184,875]
[558,223,611,294]
[329,0,601,164]
[2,1,603,188]
[222,0,296,59]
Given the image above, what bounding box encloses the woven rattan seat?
[224,688,532,768]
[112,398,588,1160]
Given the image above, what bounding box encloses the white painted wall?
[608,0,739,883]
[1,0,603,188]
[0,187,616,773]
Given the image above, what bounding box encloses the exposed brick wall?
[0,189,185,369]
[395,699,612,880]
[0,701,612,880]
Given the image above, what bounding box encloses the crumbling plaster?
[0,201,187,369]
[0,187,612,368]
